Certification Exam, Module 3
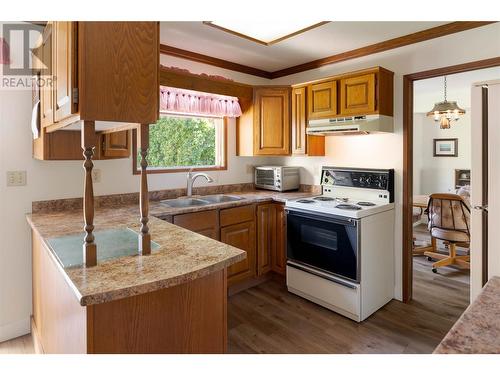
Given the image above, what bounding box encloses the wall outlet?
[6,171,27,186]
[92,169,101,183]
[246,164,255,174]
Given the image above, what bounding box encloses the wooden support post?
[138,124,151,255]
[82,121,97,267]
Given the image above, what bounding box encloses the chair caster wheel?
[427,256,433,261]
[432,268,438,274]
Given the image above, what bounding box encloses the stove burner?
[297,199,315,204]
[336,204,362,210]
[313,196,335,201]
[357,201,376,207]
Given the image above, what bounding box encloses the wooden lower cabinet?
[31,230,227,353]
[272,204,287,275]
[257,204,276,275]
[257,203,287,276]
[173,210,218,240]
[172,203,286,287]
[222,221,257,286]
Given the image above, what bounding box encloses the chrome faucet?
[186,169,214,197]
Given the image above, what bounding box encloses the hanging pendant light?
[426,76,466,129]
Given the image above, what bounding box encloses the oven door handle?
[287,261,358,289]
[285,208,358,227]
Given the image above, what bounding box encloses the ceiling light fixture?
[426,75,466,129]
[203,21,329,46]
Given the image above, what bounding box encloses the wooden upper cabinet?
[54,22,77,122]
[40,23,54,128]
[34,21,159,161]
[78,22,159,124]
[340,73,376,115]
[307,80,337,119]
[100,131,131,159]
[291,87,306,155]
[253,87,290,156]
[291,87,325,156]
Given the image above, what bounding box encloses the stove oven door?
[286,208,360,282]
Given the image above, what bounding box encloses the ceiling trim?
[159,44,272,79]
[272,21,496,78]
[202,21,330,46]
[159,21,497,80]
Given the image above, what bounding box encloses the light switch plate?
[6,171,27,186]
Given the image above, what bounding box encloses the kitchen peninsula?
[28,203,245,354]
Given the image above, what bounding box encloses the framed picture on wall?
[433,138,458,157]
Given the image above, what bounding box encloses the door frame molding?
[402,56,500,302]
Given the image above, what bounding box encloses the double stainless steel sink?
[160,194,244,208]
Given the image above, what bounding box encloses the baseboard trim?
[0,317,30,343]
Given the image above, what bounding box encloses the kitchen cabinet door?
[253,87,290,155]
[100,130,131,159]
[340,73,376,115]
[173,210,219,240]
[40,23,54,128]
[292,87,325,156]
[222,221,256,286]
[291,87,307,155]
[257,204,276,275]
[307,80,337,119]
[54,21,77,122]
[272,204,287,275]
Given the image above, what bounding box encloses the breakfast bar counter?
[27,203,247,354]
[434,276,500,354]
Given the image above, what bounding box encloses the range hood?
[306,114,394,136]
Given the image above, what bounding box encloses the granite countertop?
[434,276,500,354]
[27,190,316,307]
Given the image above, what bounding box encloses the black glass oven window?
[287,212,358,281]
[301,225,338,251]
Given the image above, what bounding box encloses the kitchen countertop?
[434,276,500,354]
[27,190,316,307]
[150,190,317,217]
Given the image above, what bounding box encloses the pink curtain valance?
[160,86,242,118]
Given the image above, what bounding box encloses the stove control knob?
[366,176,373,184]
[324,177,329,183]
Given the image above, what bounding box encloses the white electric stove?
[285,167,395,322]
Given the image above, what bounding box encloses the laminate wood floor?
[227,232,470,354]
[1,234,469,354]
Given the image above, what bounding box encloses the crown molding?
[160,22,496,80]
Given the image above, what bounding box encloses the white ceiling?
[414,67,500,112]
[160,21,448,72]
